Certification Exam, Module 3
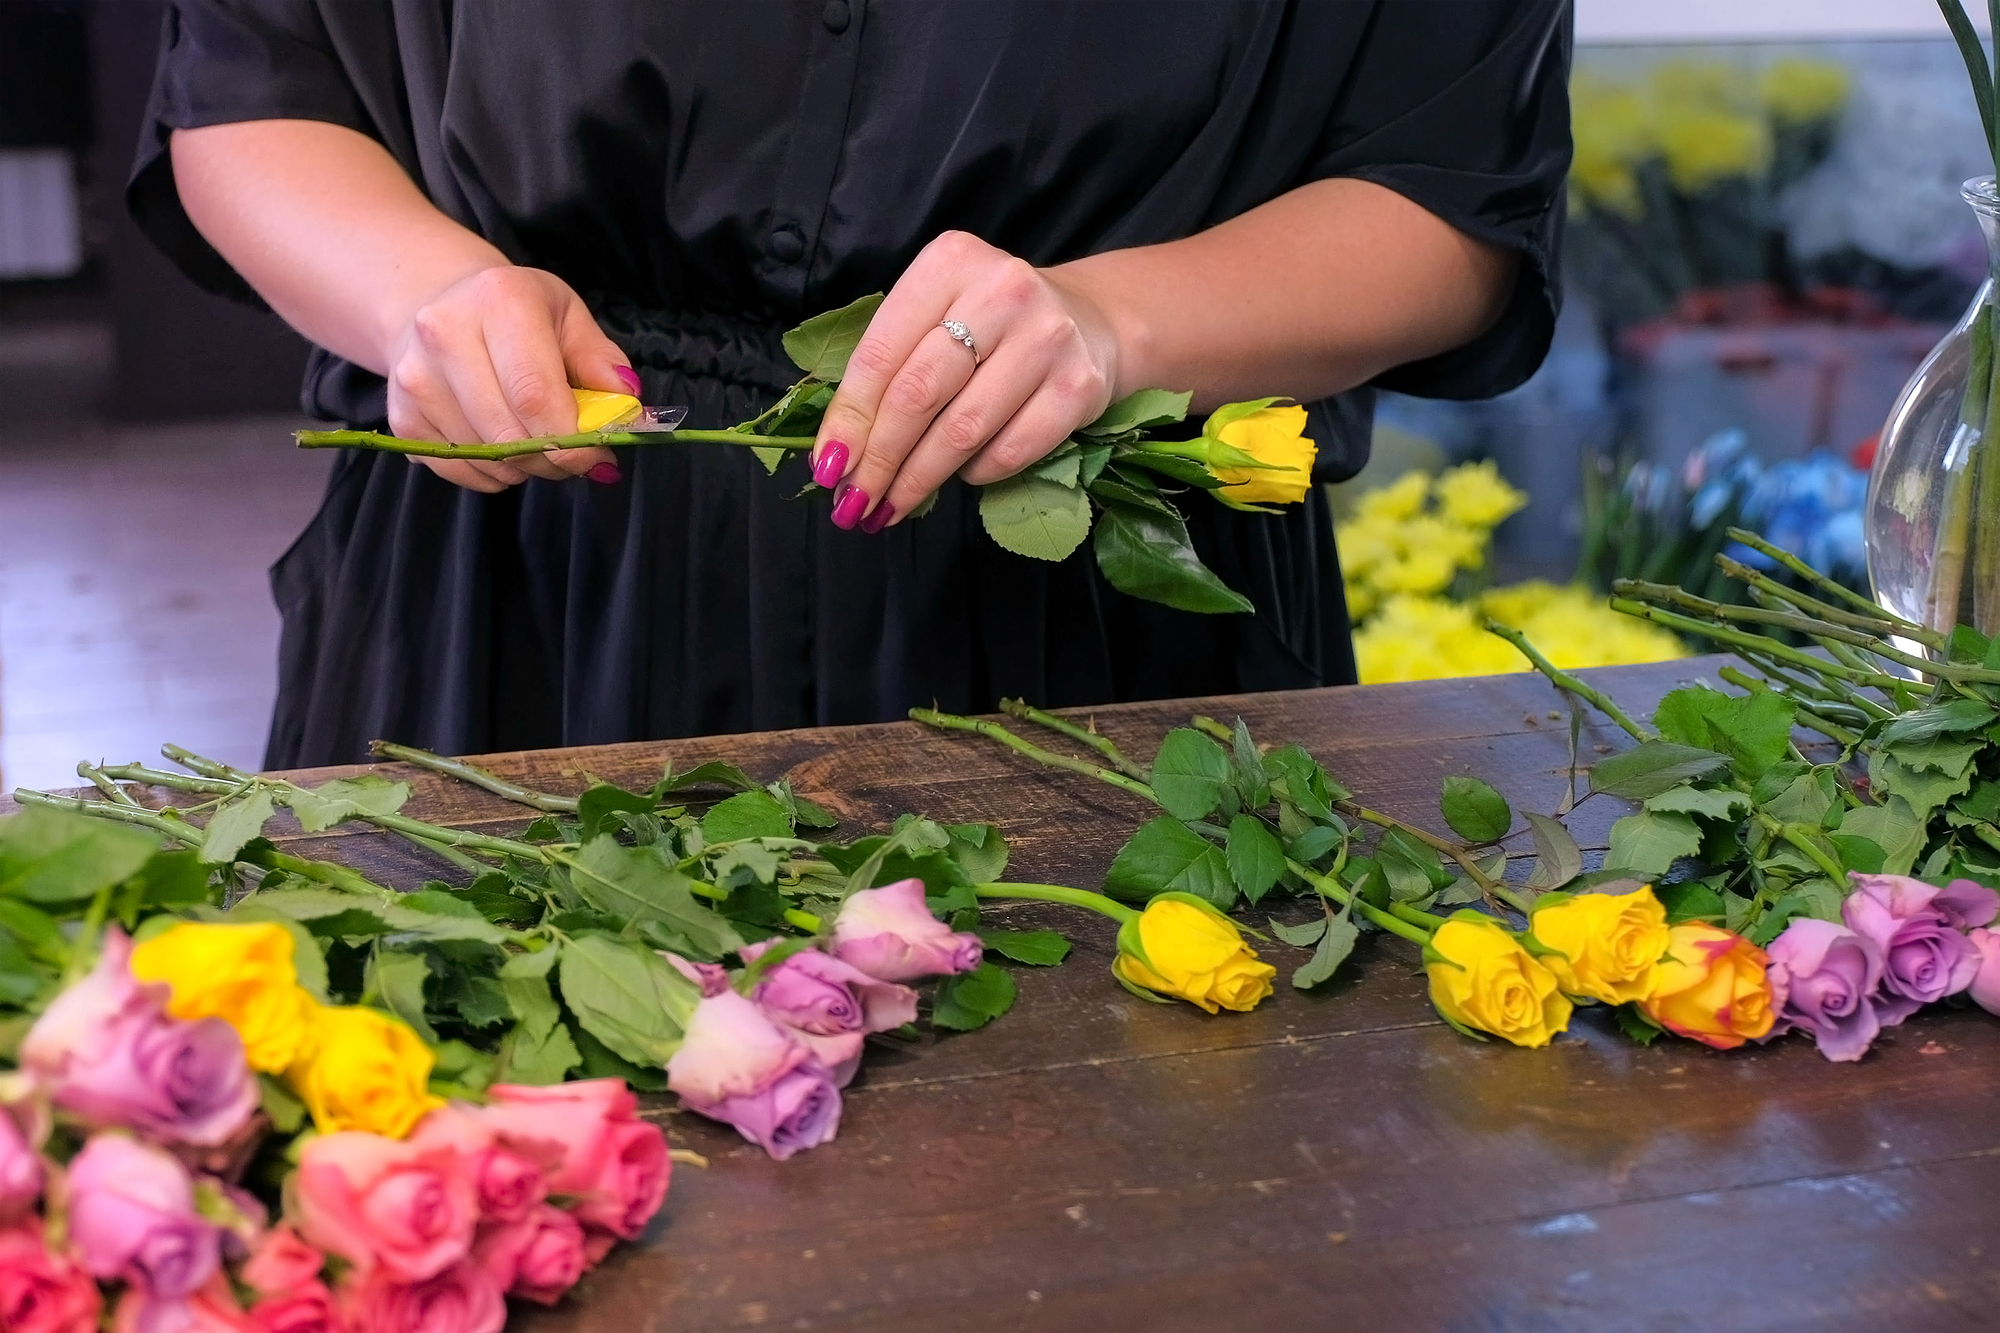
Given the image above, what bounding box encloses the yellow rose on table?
[129,921,319,1073]
[287,1004,442,1139]
[1637,922,1776,1050]
[1112,894,1276,1014]
[1424,912,1572,1048]
[1210,403,1316,506]
[1529,884,1671,1006]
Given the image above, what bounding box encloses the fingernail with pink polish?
[614,365,642,395]
[831,482,870,530]
[860,499,896,534]
[812,440,850,489]
[587,462,623,485]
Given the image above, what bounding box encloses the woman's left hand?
[809,231,1122,532]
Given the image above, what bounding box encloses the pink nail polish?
[860,499,896,534]
[812,440,850,489]
[614,365,642,395]
[831,482,870,529]
[587,462,623,485]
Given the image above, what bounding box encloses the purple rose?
[1764,918,1885,1062]
[659,952,729,997]
[1847,873,2000,930]
[1969,928,2000,1016]
[66,1134,220,1300]
[1842,876,1983,1022]
[20,931,255,1147]
[666,989,841,1160]
[829,879,983,982]
[741,942,919,1085]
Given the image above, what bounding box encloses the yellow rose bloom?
[129,922,318,1073]
[1434,461,1528,530]
[1112,896,1276,1014]
[1638,923,1776,1050]
[1529,885,1671,1005]
[286,1005,442,1139]
[1212,405,1316,506]
[1424,914,1572,1048]
[571,387,641,432]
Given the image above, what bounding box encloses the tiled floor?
[0,412,329,792]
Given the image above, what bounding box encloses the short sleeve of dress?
[1308,0,1572,401]
[127,0,375,305]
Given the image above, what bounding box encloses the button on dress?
[130,0,1573,768]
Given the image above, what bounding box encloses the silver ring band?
[940,319,977,359]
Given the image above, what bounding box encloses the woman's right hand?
[386,265,640,493]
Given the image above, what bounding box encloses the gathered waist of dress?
[588,299,802,398]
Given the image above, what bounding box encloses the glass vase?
[1866,178,2000,636]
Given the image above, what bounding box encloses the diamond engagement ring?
[940,319,977,358]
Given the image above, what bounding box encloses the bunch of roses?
[1765,873,2000,1062]
[1424,884,1779,1050]
[663,879,983,1159]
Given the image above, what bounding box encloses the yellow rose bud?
[1529,884,1671,1006]
[129,922,318,1073]
[1424,913,1572,1048]
[1112,895,1276,1014]
[1637,922,1776,1050]
[1212,404,1317,506]
[572,387,641,432]
[286,1005,442,1139]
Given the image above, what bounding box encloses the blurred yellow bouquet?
[1339,463,1685,684]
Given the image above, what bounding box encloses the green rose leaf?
[200,790,277,865]
[975,927,1070,966]
[944,823,1010,885]
[1642,786,1752,821]
[1604,810,1703,879]
[562,838,745,960]
[1880,698,1997,745]
[1440,775,1511,843]
[1152,728,1232,821]
[1654,880,1728,925]
[365,948,437,1045]
[1103,817,1234,906]
[1652,687,1796,782]
[1588,741,1732,800]
[559,932,699,1068]
[931,960,1017,1031]
[701,790,794,844]
[979,472,1094,562]
[1291,905,1358,991]
[1080,388,1193,437]
[0,807,160,905]
[1092,501,1254,615]
[1224,814,1286,904]
[1521,811,1583,893]
[659,760,762,794]
[1836,795,1924,875]
[1270,915,1328,947]
[287,775,411,834]
[781,292,884,381]
[496,950,581,1085]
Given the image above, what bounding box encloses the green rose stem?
[906,707,1156,801]
[1713,554,1944,650]
[997,699,1152,783]
[1482,619,1654,742]
[1281,858,1437,944]
[1721,528,1933,635]
[971,883,1140,923]
[294,427,817,462]
[369,741,582,813]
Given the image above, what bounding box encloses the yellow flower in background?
[1424,913,1572,1048]
[1113,896,1276,1014]
[1212,405,1317,506]
[1481,582,1686,671]
[571,387,641,432]
[1655,106,1771,192]
[287,1004,442,1139]
[1758,58,1850,125]
[1435,461,1527,530]
[1530,885,1671,1006]
[1569,74,1653,218]
[1370,548,1458,597]
[131,922,318,1073]
[1355,596,1523,683]
[1355,469,1429,523]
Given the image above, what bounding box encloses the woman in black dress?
[132,0,1571,768]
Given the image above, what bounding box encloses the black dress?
[130,0,1572,768]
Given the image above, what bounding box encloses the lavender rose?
[1764,918,1885,1062]
[829,879,983,982]
[1847,873,2000,930]
[20,930,256,1147]
[1842,875,1984,1022]
[1969,928,2000,1016]
[66,1134,220,1300]
[666,989,841,1160]
[740,942,918,1084]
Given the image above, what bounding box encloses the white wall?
[1577,0,1990,44]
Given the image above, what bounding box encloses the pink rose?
[829,879,982,982]
[239,1227,323,1298]
[114,1277,256,1333]
[1969,927,2000,1016]
[67,1134,220,1300]
[666,989,840,1161]
[246,1288,342,1333]
[341,1261,503,1333]
[0,1221,100,1333]
[659,954,729,997]
[471,1205,586,1306]
[294,1134,477,1283]
[471,1083,669,1238]
[21,930,256,1147]
[406,1108,545,1226]
[741,942,918,1085]
[0,1104,42,1222]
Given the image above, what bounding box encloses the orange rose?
[1637,922,1776,1050]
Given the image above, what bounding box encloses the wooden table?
[41,661,2000,1329]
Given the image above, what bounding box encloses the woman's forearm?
[1051,177,1521,410]
[170,120,508,376]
